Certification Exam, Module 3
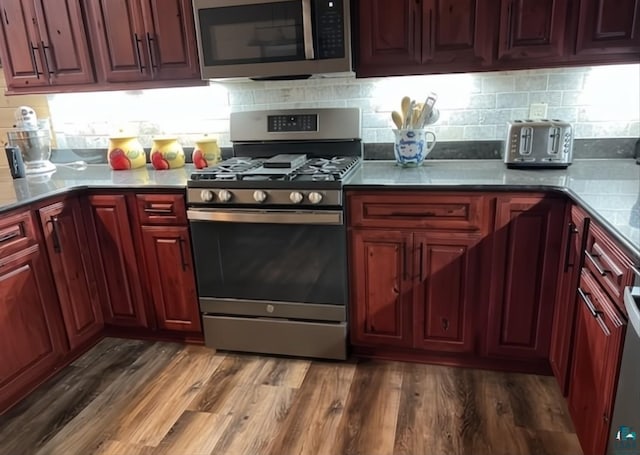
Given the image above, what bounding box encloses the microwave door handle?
[301,0,315,59]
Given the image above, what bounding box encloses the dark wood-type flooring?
[0,338,582,455]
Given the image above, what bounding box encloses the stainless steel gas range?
[186,108,362,360]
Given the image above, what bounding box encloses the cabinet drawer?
[584,222,634,309]
[348,192,485,231]
[0,211,36,259]
[136,194,187,225]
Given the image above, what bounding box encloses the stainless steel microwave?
[192,0,352,79]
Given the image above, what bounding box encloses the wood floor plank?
[34,341,183,455]
[252,357,311,388]
[186,354,270,413]
[110,345,226,447]
[154,411,234,455]
[210,384,296,455]
[518,428,583,455]
[333,360,404,455]
[94,440,156,455]
[266,361,357,455]
[506,373,576,433]
[0,338,151,453]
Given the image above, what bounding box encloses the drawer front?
[0,211,36,259]
[584,222,634,309]
[202,315,347,360]
[136,194,187,225]
[348,192,485,231]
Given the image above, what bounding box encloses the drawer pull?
[585,250,609,276]
[578,287,610,336]
[563,222,578,272]
[47,217,61,253]
[0,230,19,244]
[144,208,174,215]
[389,211,436,217]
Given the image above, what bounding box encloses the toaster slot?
[548,127,561,155]
[519,127,533,156]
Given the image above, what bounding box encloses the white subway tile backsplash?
[496,92,529,108]
[46,64,639,146]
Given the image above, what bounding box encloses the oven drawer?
[584,222,634,308]
[136,194,187,225]
[200,298,346,322]
[202,315,347,360]
[0,210,36,259]
[347,192,485,231]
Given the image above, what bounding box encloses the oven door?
[193,0,314,78]
[188,208,347,310]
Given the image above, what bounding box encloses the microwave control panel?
[314,0,345,59]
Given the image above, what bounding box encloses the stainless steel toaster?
[504,120,573,168]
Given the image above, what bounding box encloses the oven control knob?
[253,190,267,203]
[289,191,304,204]
[218,189,232,202]
[308,191,323,204]
[200,190,214,202]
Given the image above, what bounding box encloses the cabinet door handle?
[29,43,41,78]
[402,241,408,281]
[178,237,188,271]
[47,216,61,253]
[577,287,610,336]
[3,8,8,25]
[585,250,610,276]
[505,1,514,48]
[133,33,144,73]
[146,33,158,71]
[41,41,55,75]
[563,222,578,272]
[415,242,424,281]
[428,8,434,55]
[0,230,19,243]
[144,208,174,215]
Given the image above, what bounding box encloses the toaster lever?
[548,127,561,155]
[519,127,533,155]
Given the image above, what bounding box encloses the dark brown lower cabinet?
[39,198,103,349]
[350,228,481,354]
[86,194,148,328]
[486,195,565,362]
[568,269,625,455]
[141,225,202,333]
[0,244,67,412]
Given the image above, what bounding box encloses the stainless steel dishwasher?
[608,266,640,455]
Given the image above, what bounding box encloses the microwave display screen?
[198,1,305,66]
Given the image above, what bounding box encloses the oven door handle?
[301,0,315,60]
[187,209,343,225]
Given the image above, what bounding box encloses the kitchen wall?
[0,72,52,168]
[47,63,640,150]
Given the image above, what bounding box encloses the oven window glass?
[198,1,305,66]
[190,220,347,305]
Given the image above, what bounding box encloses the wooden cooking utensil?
[391,111,403,129]
[400,96,411,128]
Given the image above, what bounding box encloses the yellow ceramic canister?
[107,134,146,170]
[192,135,221,169]
[150,137,185,170]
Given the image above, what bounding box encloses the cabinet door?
[86,194,148,327]
[87,0,151,82]
[549,208,588,395]
[575,0,640,56]
[139,0,200,80]
[357,0,422,76]
[0,245,67,412]
[0,0,47,88]
[39,198,103,350]
[422,0,492,66]
[32,0,94,85]
[497,0,569,61]
[141,225,201,332]
[568,269,625,455]
[486,196,564,360]
[413,233,479,353]
[350,229,413,347]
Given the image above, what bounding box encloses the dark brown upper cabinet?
[0,0,94,89]
[497,0,569,62]
[574,0,640,57]
[87,0,199,83]
[356,0,492,77]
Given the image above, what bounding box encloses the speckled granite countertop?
[0,160,638,259]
